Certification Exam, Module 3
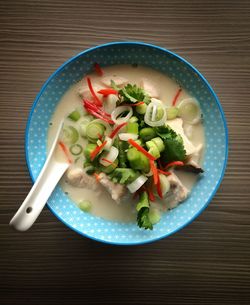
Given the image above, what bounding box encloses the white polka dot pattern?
[26,43,228,245]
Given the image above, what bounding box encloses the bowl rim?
[25,41,228,245]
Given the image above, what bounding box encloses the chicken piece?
[183,124,193,139]
[65,167,98,191]
[166,118,196,155]
[190,143,203,163]
[98,173,126,203]
[165,172,189,209]
[101,75,128,87]
[140,78,159,98]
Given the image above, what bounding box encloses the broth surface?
[48,65,205,222]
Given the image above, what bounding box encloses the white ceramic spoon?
[10,122,70,231]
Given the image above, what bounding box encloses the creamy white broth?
[48,64,205,222]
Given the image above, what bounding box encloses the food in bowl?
[48,63,205,230]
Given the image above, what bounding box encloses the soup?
[48,64,205,229]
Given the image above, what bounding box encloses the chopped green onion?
[139,127,156,141]
[78,200,92,212]
[144,100,167,127]
[178,98,201,124]
[129,116,139,123]
[103,136,113,151]
[96,139,102,146]
[134,139,143,146]
[100,146,119,166]
[62,126,79,144]
[119,133,138,141]
[70,144,83,156]
[136,191,149,211]
[146,141,160,159]
[118,140,128,168]
[127,175,147,193]
[148,208,161,225]
[79,117,93,138]
[167,107,179,120]
[156,107,165,120]
[135,103,147,114]
[86,122,105,143]
[146,137,164,159]
[84,143,97,161]
[99,159,118,174]
[126,122,139,134]
[127,147,150,172]
[151,137,165,152]
[68,110,81,122]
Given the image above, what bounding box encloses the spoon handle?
[9,159,69,231]
[10,121,69,231]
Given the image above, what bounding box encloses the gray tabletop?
[1,0,250,304]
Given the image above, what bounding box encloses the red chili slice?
[158,169,171,176]
[90,141,107,161]
[172,88,182,106]
[94,63,103,76]
[97,88,118,97]
[128,139,156,161]
[165,161,184,168]
[87,77,102,106]
[58,141,72,164]
[109,122,127,139]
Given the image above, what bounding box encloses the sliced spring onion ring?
[119,133,138,141]
[151,104,157,122]
[144,99,167,127]
[159,174,170,196]
[103,136,113,151]
[127,175,148,193]
[104,94,118,114]
[111,105,133,124]
[145,167,153,177]
[70,144,83,156]
[79,116,94,138]
[178,98,201,125]
[91,119,112,135]
[99,146,119,167]
[62,126,79,144]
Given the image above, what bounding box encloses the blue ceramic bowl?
[26,42,228,245]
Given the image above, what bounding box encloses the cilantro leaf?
[155,125,177,139]
[162,136,186,163]
[118,83,151,104]
[136,192,153,230]
[156,125,186,162]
